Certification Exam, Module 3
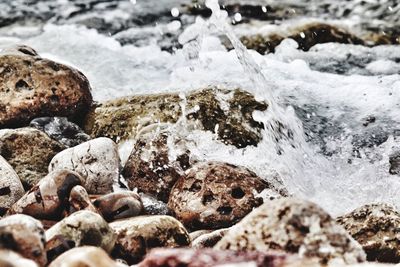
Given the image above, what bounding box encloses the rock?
[215,198,366,265]
[0,45,92,128]
[84,87,268,148]
[93,191,143,222]
[30,117,90,147]
[168,162,286,230]
[122,128,187,202]
[337,203,400,263]
[48,246,119,267]
[138,248,311,267]
[68,185,98,215]
[0,214,47,266]
[239,23,365,55]
[191,228,229,248]
[0,127,65,189]
[389,151,400,175]
[8,170,84,220]
[140,193,174,216]
[110,215,190,264]
[0,155,24,215]
[189,230,211,242]
[45,210,116,261]
[0,250,39,267]
[49,137,120,194]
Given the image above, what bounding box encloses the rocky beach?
[0,0,399,266]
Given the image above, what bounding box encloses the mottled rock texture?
[0,155,24,215]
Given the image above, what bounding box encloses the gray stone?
[0,155,24,215]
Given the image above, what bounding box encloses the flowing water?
[0,0,399,216]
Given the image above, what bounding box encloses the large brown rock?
[337,203,400,263]
[110,215,190,264]
[84,87,268,148]
[168,162,287,230]
[215,198,366,265]
[0,155,24,215]
[0,127,65,189]
[0,45,92,128]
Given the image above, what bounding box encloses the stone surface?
[215,198,366,265]
[337,203,400,263]
[140,193,174,216]
[0,214,47,266]
[191,228,229,248]
[8,170,84,220]
[67,185,98,215]
[0,250,39,267]
[389,151,400,175]
[0,155,24,215]
[0,45,92,128]
[49,137,120,194]
[110,215,190,264]
[48,246,119,267]
[168,161,286,230]
[30,117,90,147]
[45,210,116,261]
[0,127,65,189]
[93,191,143,222]
[84,87,268,148]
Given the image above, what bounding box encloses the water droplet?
[234,13,242,22]
[262,6,267,13]
[300,32,306,39]
[171,7,180,17]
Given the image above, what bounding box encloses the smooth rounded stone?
[168,161,286,230]
[140,193,174,216]
[0,214,47,266]
[191,228,229,248]
[0,45,39,57]
[49,246,120,267]
[0,45,92,128]
[45,210,116,261]
[93,191,143,222]
[337,203,400,263]
[68,185,98,215]
[0,127,65,189]
[0,250,39,267]
[30,117,90,147]
[389,151,400,175]
[0,155,24,215]
[138,248,313,267]
[123,128,187,202]
[215,198,366,265]
[189,230,211,242]
[84,87,268,148]
[49,137,120,194]
[110,215,191,264]
[8,170,84,220]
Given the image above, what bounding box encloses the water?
[0,0,399,216]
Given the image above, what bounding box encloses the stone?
[84,87,268,148]
[8,170,84,220]
[93,191,143,222]
[45,210,116,261]
[389,151,400,175]
[49,137,120,194]
[0,127,65,189]
[0,250,39,267]
[0,214,47,266]
[168,161,286,230]
[0,155,24,215]
[337,203,400,263]
[67,185,98,215]
[140,193,174,216]
[48,246,119,267]
[215,198,366,265]
[30,117,90,147]
[110,215,190,264]
[0,45,93,128]
[191,228,229,248]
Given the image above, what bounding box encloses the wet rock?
[49,246,119,267]
[49,137,120,194]
[8,170,84,220]
[0,250,39,267]
[110,215,190,264]
[239,23,365,55]
[68,185,98,215]
[0,45,92,128]
[45,210,116,261]
[215,198,366,265]
[337,203,400,263]
[0,155,24,215]
[0,127,65,189]
[93,191,143,222]
[191,228,229,248]
[168,162,286,230]
[0,214,47,266]
[389,151,400,175]
[140,193,174,216]
[84,87,268,148]
[30,117,91,147]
